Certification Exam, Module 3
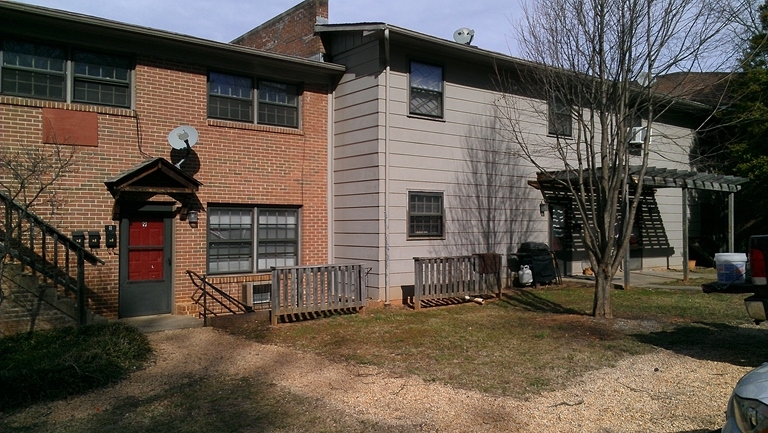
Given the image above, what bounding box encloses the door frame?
[118,203,175,318]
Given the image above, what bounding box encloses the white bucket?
[715,253,747,284]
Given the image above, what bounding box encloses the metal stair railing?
[1,191,104,326]
[186,270,253,326]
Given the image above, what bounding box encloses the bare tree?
[495,0,745,317]
[0,142,77,315]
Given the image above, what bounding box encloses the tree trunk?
[592,265,613,318]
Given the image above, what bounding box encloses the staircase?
[1,191,104,333]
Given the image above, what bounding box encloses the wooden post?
[77,249,86,327]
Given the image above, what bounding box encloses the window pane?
[2,40,66,100]
[408,192,444,237]
[210,72,253,99]
[257,209,298,271]
[208,208,253,274]
[2,40,65,71]
[548,96,572,137]
[208,72,253,122]
[410,62,443,117]
[258,81,299,128]
[72,51,131,107]
[73,51,130,81]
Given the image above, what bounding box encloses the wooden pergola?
[533,166,749,284]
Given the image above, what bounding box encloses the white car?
[723,363,768,432]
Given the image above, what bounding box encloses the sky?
[14,0,523,56]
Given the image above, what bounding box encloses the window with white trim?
[408,191,444,238]
[409,61,443,118]
[207,207,299,274]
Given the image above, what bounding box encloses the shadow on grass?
[0,376,416,433]
[631,321,768,368]
[501,288,585,315]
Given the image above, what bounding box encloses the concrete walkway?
[562,268,711,291]
[119,314,203,333]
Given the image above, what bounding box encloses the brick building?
[0,1,343,325]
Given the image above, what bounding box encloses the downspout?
[328,84,335,264]
[384,27,391,306]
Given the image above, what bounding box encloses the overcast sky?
[14,0,523,56]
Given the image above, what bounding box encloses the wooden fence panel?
[413,254,501,309]
[271,264,366,325]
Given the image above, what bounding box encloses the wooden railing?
[413,254,501,310]
[1,191,103,326]
[270,264,366,325]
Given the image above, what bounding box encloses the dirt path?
[3,327,749,432]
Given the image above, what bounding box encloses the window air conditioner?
[242,282,271,305]
[628,126,650,145]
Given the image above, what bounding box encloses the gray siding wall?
[331,37,696,301]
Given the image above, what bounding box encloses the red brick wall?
[0,55,330,319]
[232,0,327,59]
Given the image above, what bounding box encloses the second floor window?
[409,61,443,118]
[208,72,300,128]
[1,39,131,108]
[548,95,572,137]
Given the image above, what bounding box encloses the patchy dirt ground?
[2,326,749,432]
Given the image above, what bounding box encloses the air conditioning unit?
[242,282,271,305]
[628,126,651,145]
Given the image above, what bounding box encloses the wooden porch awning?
[104,158,202,219]
[104,157,202,198]
[529,166,749,192]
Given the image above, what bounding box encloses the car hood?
[734,363,768,401]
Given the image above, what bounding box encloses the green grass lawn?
[228,284,761,397]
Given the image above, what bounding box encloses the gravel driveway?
[3,327,751,432]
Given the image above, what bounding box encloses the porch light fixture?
[539,200,548,217]
[187,209,199,227]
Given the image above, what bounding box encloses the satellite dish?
[167,125,199,150]
[167,125,199,168]
[453,28,475,45]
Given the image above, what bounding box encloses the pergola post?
[729,192,735,252]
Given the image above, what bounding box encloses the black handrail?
[186,270,253,325]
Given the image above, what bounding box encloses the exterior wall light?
[539,200,548,217]
[187,210,199,227]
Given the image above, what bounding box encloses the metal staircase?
[1,191,104,328]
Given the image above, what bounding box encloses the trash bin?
[509,242,559,286]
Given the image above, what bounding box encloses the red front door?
[128,220,164,281]
[119,217,173,317]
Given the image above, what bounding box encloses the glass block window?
[408,191,444,238]
[409,61,443,117]
[548,95,572,137]
[208,208,254,274]
[258,81,299,128]
[73,50,131,107]
[208,72,254,122]
[257,209,298,270]
[1,40,66,100]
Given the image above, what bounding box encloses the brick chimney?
[231,0,328,60]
